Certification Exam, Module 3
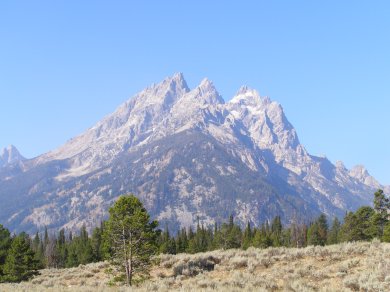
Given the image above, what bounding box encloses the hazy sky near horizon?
[1,1,389,184]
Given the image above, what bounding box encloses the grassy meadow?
[1,240,389,292]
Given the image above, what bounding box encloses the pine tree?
[260,221,273,248]
[373,189,389,237]
[307,214,328,246]
[327,217,341,245]
[271,216,283,246]
[188,221,210,253]
[175,228,189,253]
[159,224,176,254]
[0,224,12,281]
[226,216,242,249]
[3,233,39,282]
[66,241,79,267]
[78,225,94,264]
[91,224,104,261]
[214,216,242,250]
[242,221,253,249]
[317,214,328,244]
[31,232,44,268]
[103,195,159,286]
[32,232,40,252]
[281,228,292,247]
[340,207,375,242]
[56,229,67,268]
[382,221,390,242]
[271,216,282,234]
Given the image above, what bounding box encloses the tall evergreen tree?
[31,232,44,268]
[253,223,272,248]
[373,189,389,237]
[242,222,253,249]
[307,214,328,246]
[91,224,104,261]
[56,229,67,268]
[66,240,80,268]
[78,225,94,264]
[214,216,242,250]
[382,221,390,242]
[175,228,189,253]
[103,195,159,286]
[159,224,176,254]
[32,232,40,252]
[340,207,375,242]
[2,233,39,282]
[0,224,12,280]
[188,222,210,253]
[281,228,292,247]
[327,217,341,245]
[271,216,283,246]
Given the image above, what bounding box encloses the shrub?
[173,255,219,277]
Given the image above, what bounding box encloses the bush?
[173,255,219,277]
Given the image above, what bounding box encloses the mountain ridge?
[0,73,387,233]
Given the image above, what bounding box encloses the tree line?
[1,190,389,285]
[159,190,390,253]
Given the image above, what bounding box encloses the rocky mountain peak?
[335,160,347,170]
[350,165,370,178]
[3,73,387,234]
[0,145,25,167]
[236,85,250,95]
[194,78,224,105]
[134,72,190,106]
[231,86,271,105]
[164,72,190,93]
[349,165,381,189]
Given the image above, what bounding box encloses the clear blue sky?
[1,1,389,184]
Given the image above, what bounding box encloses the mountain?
[0,145,25,167]
[0,73,387,233]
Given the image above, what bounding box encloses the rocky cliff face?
[0,73,387,233]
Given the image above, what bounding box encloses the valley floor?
[1,240,389,292]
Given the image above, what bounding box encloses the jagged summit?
[0,145,25,167]
[151,72,187,87]
[163,72,190,93]
[349,165,381,189]
[172,72,185,81]
[0,73,387,234]
[199,77,213,88]
[193,78,224,105]
[136,72,190,104]
[335,160,347,170]
[237,85,250,95]
[230,86,270,106]
[350,165,369,176]
[349,165,373,183]
[1,145,14,155]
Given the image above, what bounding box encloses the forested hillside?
[1,190,390,288]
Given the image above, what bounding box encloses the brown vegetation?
[1,240,389,291]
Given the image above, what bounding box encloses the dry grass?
[1,240,390,291]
